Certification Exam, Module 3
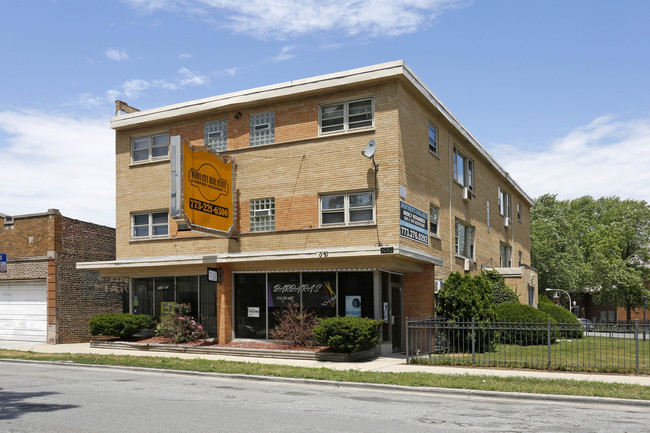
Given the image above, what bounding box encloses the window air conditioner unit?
[463,187,472,201]
[254,209,271,217]
[464,258,471,271]
[434,280,443,294]
[504,217,511,227]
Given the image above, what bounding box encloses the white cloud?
[178,52,193,59]
[78,67,210,107]
[0,110,115,227]
[122,0,464,39]
[178,67,208,86]
[105,48,129,61]
[272,46,295,63]
[489,115,650,201]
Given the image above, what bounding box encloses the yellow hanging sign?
[175,140,234,235]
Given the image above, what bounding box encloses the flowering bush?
[155,303,208,343]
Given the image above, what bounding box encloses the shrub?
[313,316,382,353]
[155,303,208,343]
[89,313,155,339]
[269,303,318,347]
[483,270,520,305]
[436,272,498,352]
[495,303,557,345]
[437,272,496,321]
[538,296,583,339]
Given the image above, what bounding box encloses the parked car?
[578,318,595,331]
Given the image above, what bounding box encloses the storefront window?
[301,272,337,318]
[234,271,373,340]
[132,278,153,316]
[154,277,175,317]
[130,276,217,337]
[268,273,300,332]
[177,276,199,317]
[234,274,267,339]
[338,272,374,318]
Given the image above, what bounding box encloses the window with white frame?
[205,119,227,151]
[518,250,523,266]
[428,123,438,155]
[429,204,439,236]
[455,219,475,259]
[517,202,522,221]
[453,146,474,191]
[320,192,374,226]
[250,112,275,146]
[131,133,169,163]
[498,187,512,218]
[132,211,169,239]
[319,98,373,134]
[500,243,512,267]
[249,198,275,231]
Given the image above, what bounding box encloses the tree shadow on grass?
[0,390,78,420]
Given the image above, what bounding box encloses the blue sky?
[1,0,649,227]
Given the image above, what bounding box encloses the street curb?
[2,358,649,409]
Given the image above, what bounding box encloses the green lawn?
[1,349,650,401]
[411,336,650,374]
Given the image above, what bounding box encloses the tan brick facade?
[100,61,537,348]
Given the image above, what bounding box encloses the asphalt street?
[1,361,649,433]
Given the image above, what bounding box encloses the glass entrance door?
[381,272,403,352]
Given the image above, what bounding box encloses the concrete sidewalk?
[2,340,650,386]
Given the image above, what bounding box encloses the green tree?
[530,194,590,294]
[531,194,650,321]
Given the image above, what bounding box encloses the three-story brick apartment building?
[79,61,537,352]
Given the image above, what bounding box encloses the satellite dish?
[362,140,377,158]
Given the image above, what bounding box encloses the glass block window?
[250,112,275,146]
[249,198,275,231]
[204,120,227,151]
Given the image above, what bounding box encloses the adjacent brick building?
[80,61,538,352]
[0,209,127,343]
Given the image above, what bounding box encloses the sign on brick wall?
[171,136,234,235]
[0,254,6,273]
[399,201,429,245]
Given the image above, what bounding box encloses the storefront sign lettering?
[272,283,323,294]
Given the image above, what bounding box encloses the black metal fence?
[406,317,650,374]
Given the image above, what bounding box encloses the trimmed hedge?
[89,313,156,339]
[538,296,583,339]
[495,303,557,345]
[313,316,382,353]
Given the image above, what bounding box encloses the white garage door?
[0,280,47,342]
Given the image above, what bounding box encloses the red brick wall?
[217,263,233,343]
[54,217,127,343]
[403,265,436,319]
